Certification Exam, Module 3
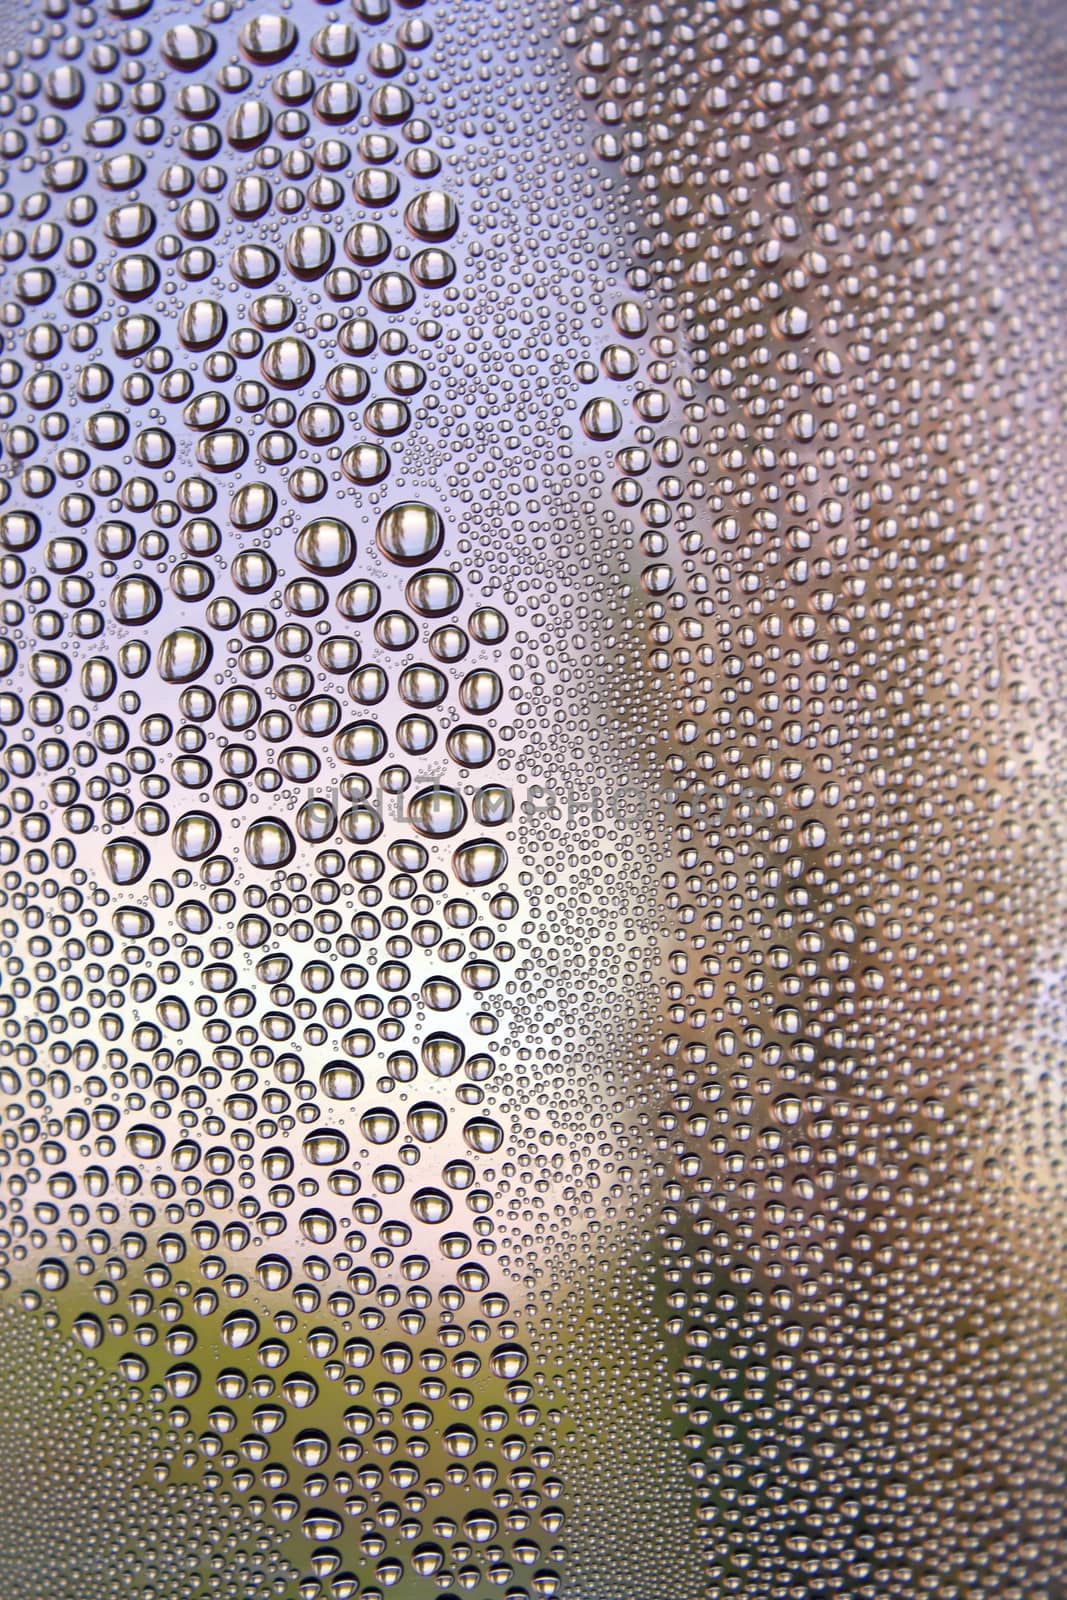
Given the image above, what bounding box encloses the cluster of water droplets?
[0,0,1065,1596]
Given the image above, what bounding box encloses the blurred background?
[0,0,1065,1596]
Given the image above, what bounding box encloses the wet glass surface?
[0,0,1065,1595]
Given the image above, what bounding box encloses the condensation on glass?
[0,0,1064,1595]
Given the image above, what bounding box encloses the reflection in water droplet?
[103,838,148,886]
[158,628,212,684]
[295,517,356,575]
[408,785,467,837]
[244,819,295,869]
[320,1062,364,1100]
[453,838,508,886]
[375,501,445,566]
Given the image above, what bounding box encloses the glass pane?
[0,0,1064,1596]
